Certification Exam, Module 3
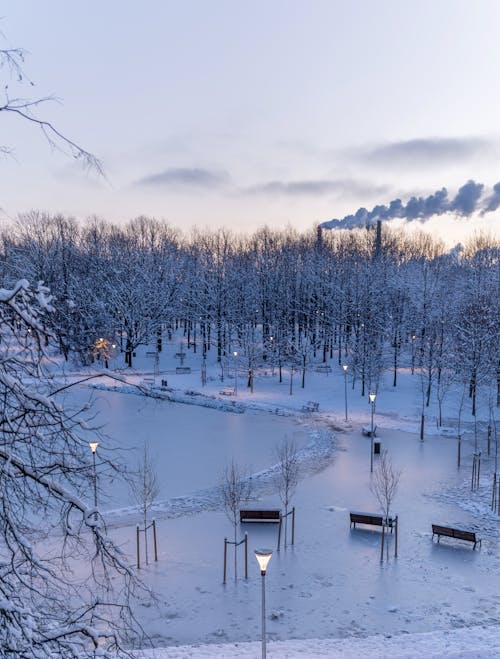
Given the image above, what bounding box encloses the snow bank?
[141,623,500,658]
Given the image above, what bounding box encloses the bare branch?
[370,450,401,520]
[0,279,148,654]
[129,442,160,565]
[274,436,300,512]
[0,39,103,175]
[220,460,252,580]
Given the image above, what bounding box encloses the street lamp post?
[233,351,238,395]
[89,441,99,520]
[255,548,273,659]
[369,393,376,473]
[342,364,348,421]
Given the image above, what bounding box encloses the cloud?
[136,167,228,188]
[243,178,388,198]
[366,137,491,166]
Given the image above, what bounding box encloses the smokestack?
[316,224,323,249]
[374,219,382,258]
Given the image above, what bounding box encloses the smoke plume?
[320,179,497,230]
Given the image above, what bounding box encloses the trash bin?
[374,441,381,454]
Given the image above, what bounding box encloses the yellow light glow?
[342,364,348,372]
[255,548,273,574]
[369,392,376,403]
[89,441,99,453]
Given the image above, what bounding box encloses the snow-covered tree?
[0,279,146,656]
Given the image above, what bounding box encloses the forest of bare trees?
[1,213,498,409]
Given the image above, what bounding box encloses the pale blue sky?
[2,0,500,242]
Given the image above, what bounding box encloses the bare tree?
[370,450,401,560]
[370,450,401,519]
[220,460,252,581]
[130,442,160,566]
[0,279,147,655]
[275,437,300,546]
[1,34,102,172]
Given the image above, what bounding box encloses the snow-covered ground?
[142,624,500,658]
[57,340,499,657]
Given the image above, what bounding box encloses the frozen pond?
[64,386,308,508]
[60,386,499,650]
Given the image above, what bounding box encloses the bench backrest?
[432,524,476,541]
[432,524,454,537]
[350,512,383,526]
[452,529,476,542]
[240,509,280,521]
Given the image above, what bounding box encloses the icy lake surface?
[64,383,499,652]
[65,386,308,506]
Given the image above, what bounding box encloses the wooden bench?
[240,509,281,523]
[315,365,332,373]
[362,424,377,437]
[432,524,481,550]
[302,401,319,413]
[350,511,394,532]
[176,366,191,374]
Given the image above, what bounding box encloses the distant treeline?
[1,212,499,409]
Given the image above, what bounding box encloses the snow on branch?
[0,279,148,655]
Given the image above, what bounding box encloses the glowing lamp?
[254,548,273,575]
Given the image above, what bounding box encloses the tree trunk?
[144,509,149,566]
[234,524,238,581]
